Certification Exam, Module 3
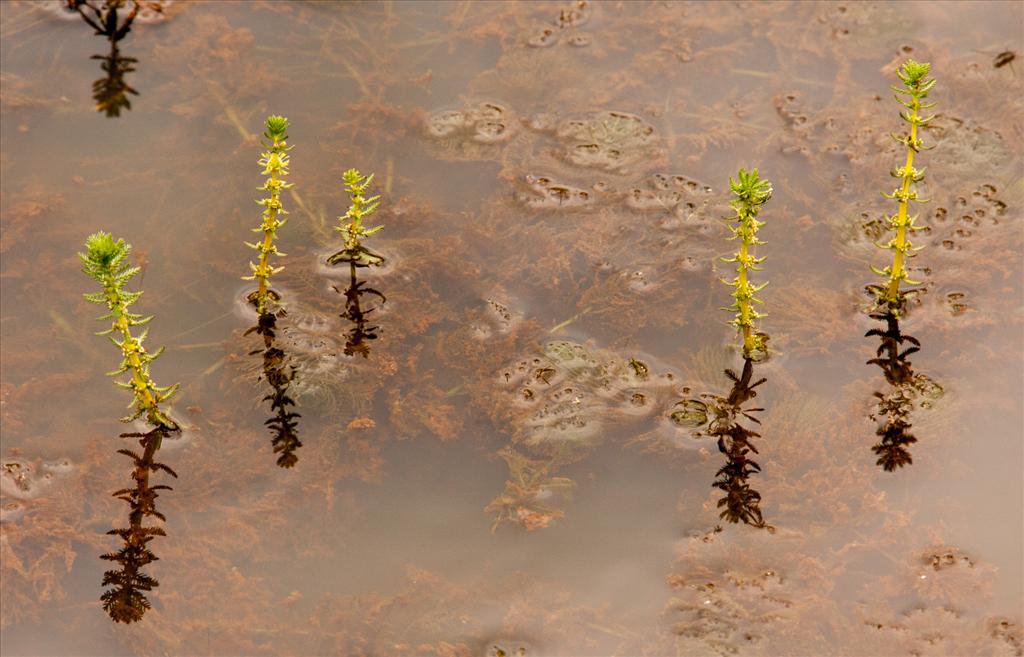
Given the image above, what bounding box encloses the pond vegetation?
[1,1,1021,655]
[79,232,180,623]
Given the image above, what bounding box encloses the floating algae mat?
[1,1,1022,655]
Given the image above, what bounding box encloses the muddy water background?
[1,1,1022,655]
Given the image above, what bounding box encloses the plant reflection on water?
[101,425,177,623]
[709,358,770,530]
[865,307,943,472]
[337,259,386,360]
[66,0,158,117]
[672,357,771,531]
[245,310,302,469]
[241,256,387,469]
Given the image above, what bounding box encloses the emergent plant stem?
[887,96,920,302]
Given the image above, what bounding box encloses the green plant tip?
[729,168,772,208]
[246,114,294,314]
[264,115,289,141]
[897,59,932,86]
[82,231,128,269]
[342,168,367,188]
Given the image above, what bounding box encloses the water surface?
[1,1,1022,655]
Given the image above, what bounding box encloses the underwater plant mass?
[1,2,1022,656]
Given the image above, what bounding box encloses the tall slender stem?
[723,168,771,360]
[886,97,920,301]
[245,116,292,314]
[872,59,935,309]
[255,153,283,307]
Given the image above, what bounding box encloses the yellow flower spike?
[723,168,772,360]
[872,60,936,310]
[244,114,293,314]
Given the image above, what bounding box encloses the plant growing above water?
[668,170,774,529]
[81,232,179,431]
[326,169,385,268]
[238,116,303,464]
[80,231,179,623]
[862,61,943,471]
[244,115,293,314]
[870,59,936,309]
[722,168,772,360]
[326,168,387,355]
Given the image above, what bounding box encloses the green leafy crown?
[896,59,933,89]
[264,115,289,142]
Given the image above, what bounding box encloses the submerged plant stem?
[549,306,592,333]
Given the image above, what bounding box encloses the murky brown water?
[1,1,1022,655]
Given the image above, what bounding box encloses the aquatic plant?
[870,59,936,309]
[722,168,772,360]
[244,115,293,314]
[485,447,575,532]
[326,169,385,268]
[80,231,179,623]
[324,168,387,355]
[239,114,304,463]
[862,61,942,468]
[245,312,302,467]
[80,232,178,431]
